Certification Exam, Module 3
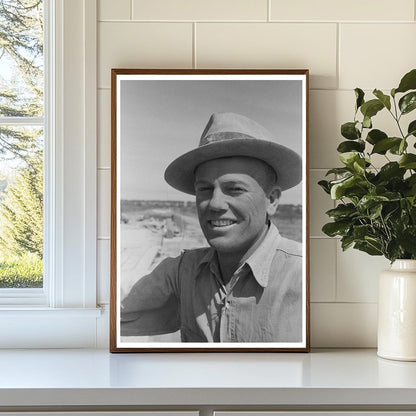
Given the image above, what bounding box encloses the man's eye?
[195,186,211,193]
[229,186,245,193]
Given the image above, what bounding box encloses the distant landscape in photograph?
[119,199,302,342]
[120,200,301,291]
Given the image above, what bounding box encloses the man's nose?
[208,187,228,211]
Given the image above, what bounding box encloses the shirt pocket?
[233,298,275,342]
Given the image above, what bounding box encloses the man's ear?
[266,186,281,217]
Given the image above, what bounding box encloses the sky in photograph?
[119,78,304,205]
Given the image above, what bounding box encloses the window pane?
[0,126,43,289]
[0,0,44,291]
[0,0,44,117]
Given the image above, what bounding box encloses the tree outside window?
[0,0,44,288]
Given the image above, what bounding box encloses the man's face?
[194,157,279,257]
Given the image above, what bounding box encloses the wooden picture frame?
[110,69,310,352]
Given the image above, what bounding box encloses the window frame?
[0,0,100,348]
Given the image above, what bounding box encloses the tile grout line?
[311,301,378,305]
[98,19,415,24]
[336,22,340,90]
[333,231,339,302]
[193,22,197,68]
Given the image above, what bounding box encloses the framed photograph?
[110,69,310,352]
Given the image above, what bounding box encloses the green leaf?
[389,139,408,155]
[360,99,384,119]
[386,240,402,263]
[399,139,407,154]
[377,162,406,181]
[399,154,416,169]
[353,224,374,240]
[339,152,359,166]
[354,241,383,256]
[341,235,355,251]
[406,174,416,187]
[369,203,383,220]
[371,137,402,154]
[357,195,389,212]
[399,92,416,115]
[405,175,416,197]
[326,203,357,220]
[355,88,365,110]
[363,116,372,129]
[337,140,365,153]
[366,129,387,145]
[325,167,352,176]
[398,227,416,255]
[407,120,416,137]
[318,180,331,194]
[353,158,366,174]
[322,221,351,237]
[330,176,357,199]
[373,89,391,110]
[341,122,361,140]
[395,69,416,94]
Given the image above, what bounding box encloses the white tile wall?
[98,22,193,88]
[311,303,378,347]
[132,0,268,21]
[96,0,416,347]
[196,23,338,89]
[310,239,336,302]
[309,90,353,169]
[339,24,416,90]
[97,239,110,304]
[99,0,131,21]
[98,90,111,168]
[270,0,415,22]
[336,246,389,303]
[97,169,111,239]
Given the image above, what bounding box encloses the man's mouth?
[208,219,237,227]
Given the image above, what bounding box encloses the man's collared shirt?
[121,224,303,342]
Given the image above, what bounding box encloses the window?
[0,0,100,348]
[0,0,45,297]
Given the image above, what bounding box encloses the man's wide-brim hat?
[164,112,302,195]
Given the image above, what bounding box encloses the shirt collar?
[197,247,220,277]
[197,223,281,288]
[244,223,281,287]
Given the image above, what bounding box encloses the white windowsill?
[0,307,102,316]
[0,307,104,348]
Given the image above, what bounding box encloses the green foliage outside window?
[0,0,44,288]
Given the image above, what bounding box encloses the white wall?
[96,0,416,348]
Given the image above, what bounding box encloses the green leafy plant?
[319,69,416,262]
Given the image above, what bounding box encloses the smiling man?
[121,112,303,343]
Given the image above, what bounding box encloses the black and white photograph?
[110,69,309,352]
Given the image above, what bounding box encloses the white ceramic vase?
[378,259,416,361]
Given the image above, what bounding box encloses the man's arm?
[120,255,182,336]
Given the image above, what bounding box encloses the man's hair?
[258,160,282,198]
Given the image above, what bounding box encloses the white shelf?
[0,349,416,409]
